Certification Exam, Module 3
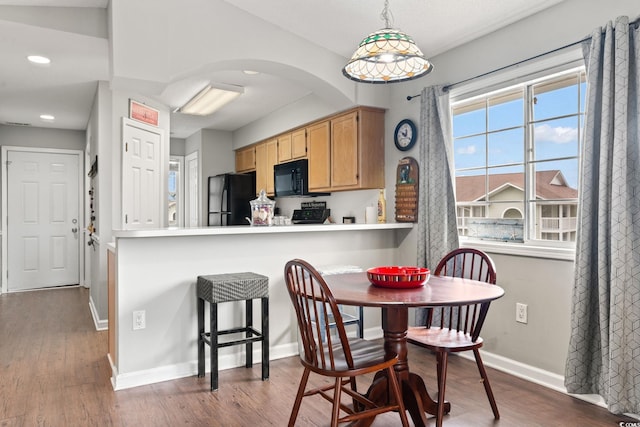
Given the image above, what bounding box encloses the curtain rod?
[406,16,640,101]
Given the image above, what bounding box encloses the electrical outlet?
[133,310,146,330]
[516,303,528,324]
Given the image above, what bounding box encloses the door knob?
[72,227,78,233]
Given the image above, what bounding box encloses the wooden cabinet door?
[255,143,268,195]
[235,146,256,172]
[291,128,307,159]
[330,111,359,188]
[277,133,292,163]
[307,121,331,191]
[266,139,277,195]
[257,139,278,196]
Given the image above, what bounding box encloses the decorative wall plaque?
[395,157,419,222]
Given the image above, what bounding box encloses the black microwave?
[273,159,329,197]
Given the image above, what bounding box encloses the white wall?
[170,137,186,156]
[0,125,85,150]
[84,81,113,326]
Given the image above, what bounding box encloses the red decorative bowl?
[366,266,430,289]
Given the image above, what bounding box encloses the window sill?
[459,238,575,262]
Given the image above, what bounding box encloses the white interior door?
[7,150,80,291]
[184,151,199,227]
[122,118,163,229]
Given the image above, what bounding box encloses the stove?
[291,201,330,224]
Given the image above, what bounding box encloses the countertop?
[112,222,413,238]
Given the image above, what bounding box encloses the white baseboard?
[459,350,611,409]
[88,296,108,331]
[111,341,299,391]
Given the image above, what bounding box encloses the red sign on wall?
[129,100,159,126]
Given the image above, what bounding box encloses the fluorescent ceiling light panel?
[27,55,51,65]
[178,83,244,116]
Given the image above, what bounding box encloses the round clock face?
[394,119,417,151]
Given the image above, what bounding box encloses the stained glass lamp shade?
[342,27,433,83]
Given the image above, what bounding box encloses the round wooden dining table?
[322,272,505,427]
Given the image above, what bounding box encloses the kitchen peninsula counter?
[109,222,414,390]
[112,222,412,238]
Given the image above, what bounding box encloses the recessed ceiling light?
[27,55,51,65]
[40,114,55,121]
[243,70,259,75]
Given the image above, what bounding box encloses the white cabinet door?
[7,150,80,290]
[122,118,164,229]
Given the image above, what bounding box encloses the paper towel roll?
[365,206,376,224]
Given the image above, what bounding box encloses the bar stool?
[317,265,364,339]
[197,272,269,391]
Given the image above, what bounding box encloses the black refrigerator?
[207,173,255,226]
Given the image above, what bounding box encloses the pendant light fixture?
[342,0,433,83]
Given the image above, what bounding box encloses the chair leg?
[386,366,410,426]
[288,368,311,427]
[436,352,449,427]
[348,377,359,410]
[473,348,500,419]
[331,377,343,427]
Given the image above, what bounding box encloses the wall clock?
[394,119,417,151]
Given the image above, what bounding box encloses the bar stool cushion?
[197,272,268,303]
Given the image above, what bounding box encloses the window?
[452,68,585,246]
[168,156,184,227]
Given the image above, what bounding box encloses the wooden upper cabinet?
[235,146,256,172]
[277,129,306,164]
[277,133,292,163]
[236,106,384,194]
[330,107,385,191]
[256,138,277,196]
[307,120,331,191]
[291,128,307,159]
[330,111,359,188]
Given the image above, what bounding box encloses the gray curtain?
[565,16,640,414]
[415,85,459,325]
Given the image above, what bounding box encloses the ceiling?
[0,0,564,139]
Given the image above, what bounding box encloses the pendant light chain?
[381,0,393,28]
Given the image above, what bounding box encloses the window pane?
[487,165,525,203]
[453,102,485,137]
[488,91,523,131]
[488,128,524,166]
[530,199,578,241]
[468,201,525,242]
[454,135,486,170]
[533,116,579,161]
[532,158,579,197]
[168,159,181,227]
[533,74,580,121]
[580,77,587,113]
[530,159,578,242]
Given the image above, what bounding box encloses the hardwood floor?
[0,287,636,426]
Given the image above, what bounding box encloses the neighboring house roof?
[456,170,578,202]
